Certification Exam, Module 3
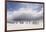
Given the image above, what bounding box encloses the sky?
[7,2,43,23]
[7,2,43,11]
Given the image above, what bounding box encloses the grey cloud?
[13,13,43,21]
[7,13,43,24]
